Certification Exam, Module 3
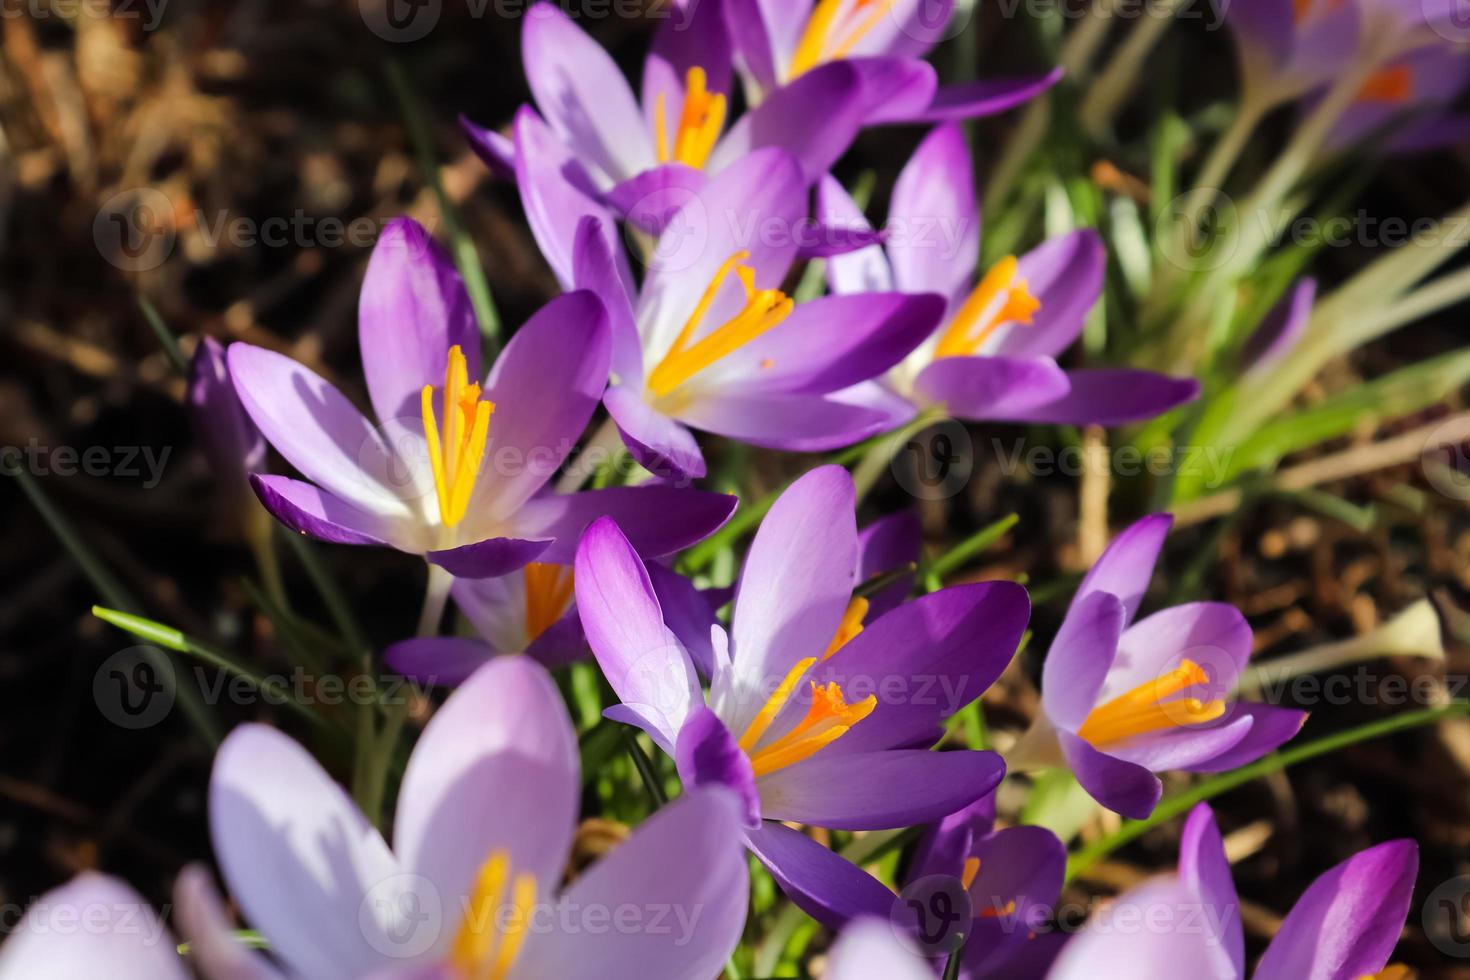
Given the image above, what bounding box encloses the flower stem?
[625,732,667,807]
[417,562,454,638]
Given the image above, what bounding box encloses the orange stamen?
[824,597,870,658]
[654,66,727,169]
[523,564,575,643]
[421,345,495,528]
[933,256,1041,359]
[1076,659,1226,748]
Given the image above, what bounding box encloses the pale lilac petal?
[513,788,749,980]
[1257,840,1419,980]
[510,485,736,564]
[0,873,185,980]
[1073,513,1172,626]
[575,517,702,753]
[817,173,894,294]
[226,343,410,518]
[189,336,265,496]
[803,581,1029,754]
[603,383,708,480]
[911,69,1065,121]
[513,106,620,290]
[459,114,516,181]
[993,368,1201,426]
[846,0,956,58]
[1178,804,1245,978]
[209,724,400,979]
[359,217,478,427]
[1104,714,1255,773]
[1043,590,1126,732]
[706,61,866,181]
[173,865,288,980]
[723,0,792,91]
[570,216,640,380]
[911,354,1073,421]
[675,389,894,451]
[425,536,550,579]
[745,822,899,929]
[384,637,495,686]
[468,290,611,523]
[522,3,653,183]
[886,123,979,301]
[1187,702,1307,772]
[1243,278,1316,376]
[717,465,857,736]
[250,474,402,549]
[394,658,578,921]
[986,230,1105,360]
[1058,728,1162,819]
[604,163,709,237]
[648,561,723,677]
[757,748,1005,830]
[826,920,935,980]
[1103,602,1254,701]
[676,707,762,827]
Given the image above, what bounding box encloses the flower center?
[1076,659,1226,748]
[422,345,495,528]
[654,66,727,169]
[450,848,536,980]
[789,0,899,78]
[1355,65,1414,104]
[645,250,794,399]
[523,563,575,643]
[933,256,1041,360]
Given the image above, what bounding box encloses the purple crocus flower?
[1047,803,1418,980]
[1325,45,1470,152]
[190,335,266,507]
[907,794,1068,979]
[176,657,750,980]
[822,124,1199,428]
[462,0,870,224]
[1226,0,1360,102]
[1008,514,1308,819]
[574,464,1030,926]
[226,217,735,578]
[723,0,1063,125]
[1241,278,1316,377]
[519,143,945,479]
[0,873,183,979]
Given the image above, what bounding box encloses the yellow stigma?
[1356,65,1414,105]
[824,597,869,658]
[934,256,1041,360]
[654,66,727,169]
[523,563,575,643]
[789,0,900,78]
[1076,659,1226,748]
[961,856,981,890]
[645,250,794,399]
[737,657,876,778]
[450,848,536,980]
[421,345,494,528]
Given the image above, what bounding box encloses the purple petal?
[648,561,723,677]
[887,123,979,300]
[722,0,785,91]
[358,217,478,427]
[1242,278,1316,376]
[603,384,708,480]
[0,873,186,980]
[817,173,895,294]
[1106,602,1253,700]
[795,220,889,259]
[575,517,702,752]
[642,0,733,142]
[987,230,1105,360]
[717,465,857,736]
[521,3,652,183]
[1186,702,1307,772]
[513,106,620,290]
[848,0,957,59]
[570,216,640,380]
[468,290,611,522]
[757,748,1005,830]
[459,113,516,181]
[514,788,749,980]
[1058,728,1162,819]
[911,354,1073,421]
[1047,873,1233,980]
[745,822,899,930]
[173,866,287,980]
[805,581,1029,754]
[991,368,1201,426]
[963,825,1069,978]
[907,796,985,882]
[384,637,494,686]
[856,509,922,617]
[209,725,399,977]
[524,612,591,669]
[604,163,709,237]
[1256,839,1418,980]
[511,485,736,564]
[714,292,944,395]
[678,389,893,451]
[189,336,264,496]
[1178,804,1245,978]
[226,342,409,518]
[249,474,397,548]
[910,68,1065,122]
[426,536,550,579]
[1103,713,1256,773]
[676,706,762,827]
[394,657,579,915]
[1073,513,1172,626]
[1225,0,1294,69]
[707,61,866,182]
[849,57,939,125]
[1043,590,1126,732]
